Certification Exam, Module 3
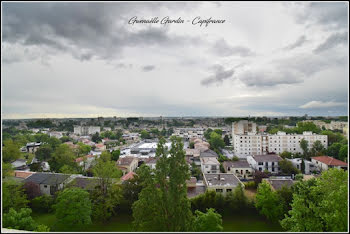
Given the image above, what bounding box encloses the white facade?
[233,130,328,157]
[74,126,101,136]
[247,154,283,174]
[286,158,318,175]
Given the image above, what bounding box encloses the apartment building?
[232,121,328,156]
[203,173,244,195]
[74,125,101,136]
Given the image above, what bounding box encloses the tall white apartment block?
[232,121,328,157]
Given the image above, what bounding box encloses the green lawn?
[222,213,283,232]
[32,212,133,232]
[33,211,283,232]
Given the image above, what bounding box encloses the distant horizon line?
[2,114,348,121]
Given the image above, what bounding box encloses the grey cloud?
[283,35,307,50]
[142,65,156,72]
[238,69,303,87]
[293,2,348,29]
[313,32,348,53]
[2,2,201,64]
[201,65,235,86]
[211,39,254,57]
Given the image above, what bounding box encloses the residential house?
[143,157,158,169]
[67,176,100,192]
[263,178,294,191]
[24,172,72,196]
[201,157,220,174]
[203,173,244,195]
[26,142,42,153]
[247,154,283,174]
[95,143,106,152]
[311,156,348,171]
[11,159,28,170]
[223,160,253,180]
[116,156,139,175]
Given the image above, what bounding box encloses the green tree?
[338,145,348,162]
[111,149,121,161]
[276,185,293,215]
[310,140,325,156]
[192,208,223,232]
[321,130,345,146]
[2,180,29,213]
[281,169,348,232]
[77,142,92,156]
[223,135,230,146]
[2,139,21,162]
[92,132,101,143]
[140,130,151,139]
[54,187,92,229]
[132,137,193,231]
[189,141,195,149]
[91,183,122,222]
[209,132,225,151]
[30,195,54,213]
[3,208,37,231]
[279,159,300,175]
[326,142,342,159]
[255,181,284,221]
[299,139,309,159]
[50,144,76,172]
[92,155,122,195]
[2,161,14,178]
[35,144,53,161]
[280,151,292,159]
[60,164,80,174]
[204,128,213,140]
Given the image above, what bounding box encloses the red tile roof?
[15,171,35,179]
[312,156,348,167]
[75,154,95,163]
[121,171,136,181]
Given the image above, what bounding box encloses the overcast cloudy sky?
[2,2,349,119]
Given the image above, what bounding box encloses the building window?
[258,162,263,165]
[44,185,47,188]
[216,189,223,193]
[226,189,232,193]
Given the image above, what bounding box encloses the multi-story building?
[247,154,283,174]
[232,121,328,157]
[74,125,101,136]
[286,158,318,175]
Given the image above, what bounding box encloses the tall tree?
[338,145,348,162]
[2,180,29,213]
[132,137,193,231]
[255,181,284,221]
[310,140,325,156]
[50,144,76,172]
[54,188,92,229]
[281,169,348,232]
[35,144,53,161]
[2,139,21,163]
[299,139,309,159]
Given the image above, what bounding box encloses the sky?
[2,1,349,119]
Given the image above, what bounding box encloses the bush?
[244,181,256,189]
[30,195,54,213]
